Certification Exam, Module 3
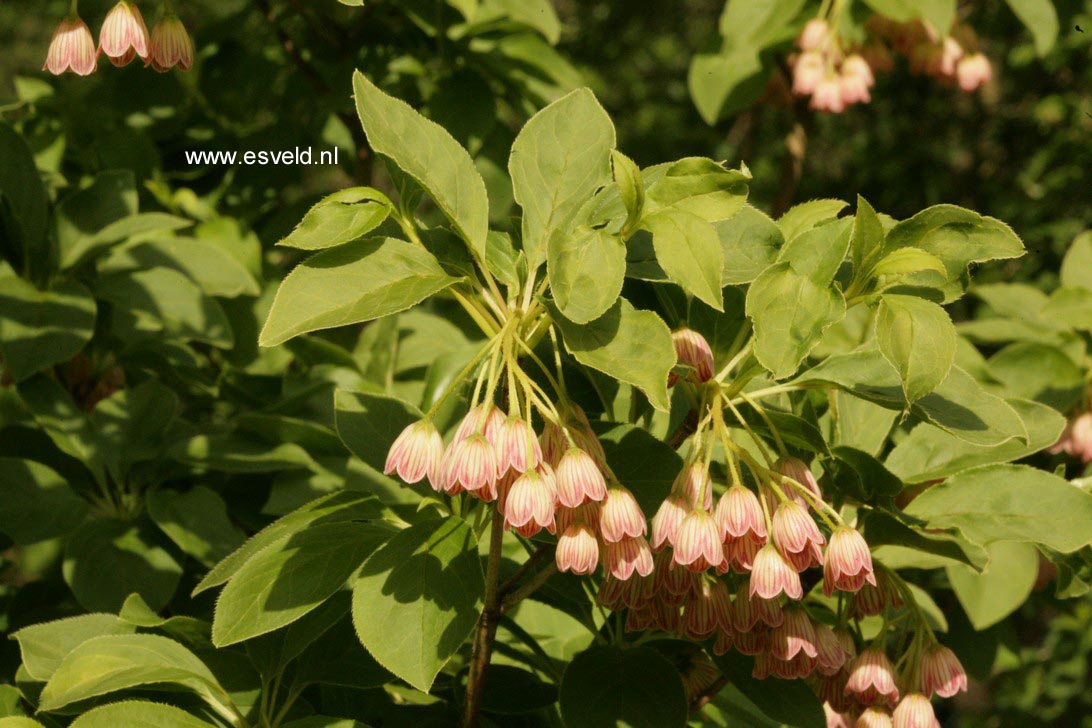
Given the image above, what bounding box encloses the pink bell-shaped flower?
[673,509,727,572]
[845,648,900,706]
[44,11,97,76]
[555,522,599,575]
[599,486,647,542]
[892,693,940,728]
[824,526,877,595]
[147,14,195,72]
[750,544,804,600]
[919,644,968,698]
[383,419,444,488]
[554,447,607,507]
[98,1,149,67]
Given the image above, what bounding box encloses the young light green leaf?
[352,72,488,255]
[1060,231,1092,290]
[687,51,764,126]
[850,195,885,278]
[352,517,483,692]
[212,521,394,646]
[905,464,1092,552]
[611,150,644,235]
[645,157,749,223]
[550,298,676,411]
[642,209,724,310]
[716,205,783,285]
[38,634,236,719]
[883,205,1024,302]
[1004,0,1058,56]
[12,614,135,682]
[746,262,846,379]
[194,491,382,595]
[988,342,1084,409]
[548,225,625,324]
[777,217,852,283]
[69,701,216,728]
[0,277,95,382]
[871,247,947,278]
[0,457,88,546]
[560,645,688,728]
[510,88,616,269]
[260,237,458,347]
[876,294,957,402]
[278,188,393,251]
[776,199,848,243]
[146,487,246,568]
[948,541,1039,630]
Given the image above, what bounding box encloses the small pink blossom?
[599,486,647,542]
[769,607,819,661]
[383,420,444,488]
[602,536,654,580]
[823,702,854,728]
[750,544,804,600]
[824,526,877,595]
[919,644,967,698]
[439,433,497,495]
[493,415,541,477]
[772,500,826,570]
[556,523,599,575]
[938,37,964,76]
[43,14,97,76]
[892,693,940,728]
[798,19,830,51]
[147,14,195,72]
[715,484,768,542]
[857,706,894,728]
[811,76,846,113]
[845,648,900,706]
[503,466,557,536]
[793,51,826,96]
[956,53,992,92]
[815,622,848,676]
[674,509,726,572]
[650,494,689,551]
[555,447,607,507]
[98,1,149,67]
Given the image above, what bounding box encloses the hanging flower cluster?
[44,0,194,76]
[383,318,969,725]
[791,12,993,113]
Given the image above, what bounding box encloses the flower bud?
[602,536,654,580]
[674,509,727,572]
[919,644,967,698]
[892,693,940,728]
[43,14,97,76]
[98,1,150,67]
[775,455,823,503]
[845,648,900,706]
[772,500,826,571]
[815,622,848,676]
[734,626,767,656]
[857,706,894,728]
[938,36,964,76]
[556,523,599,575]
[599,486,647,542]
[503,466,557,536]
[733,583,783,632]
[555,447,607,507]
[956,53,991,92]
[750,544,804,600]
[680,580,723,639]
[147,14,195,72]
[384,419,444,488]
[824,526,877,595]
[454,403,503,443]
[850,570,904,618]
[670,328,715,385]
[798,18,830,51]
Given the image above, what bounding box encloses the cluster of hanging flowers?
[790,12,993,113]
[44,0,194,77]
[383,317,969,725]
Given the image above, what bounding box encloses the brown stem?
[689,675,728,713]
[499,562,558,614]
[497,545,551,597]
[461,508,505,728]
[667,409,700,449]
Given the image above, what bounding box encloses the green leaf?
[829,446,902,502]
[795,351,1027,447]
[38,634,235,718]
[62,212,192,271]
[0,457,88,546]
[549,225,626,324]
[776,199,848,243]
[871,247,947,278]
[194,491,382,595]
[832,390,899,456]
[716,205,783,285]
[479,664,558,715]
[645,157,749,222]
[12,614,135,682]
[643,209,724,309]
[352,517,484,692]
[595,423,683,516]
[17,374,106,485]
[883,205,1024,302]
[1004,0,1058,55]
[293,619,390,690]
[510,88,616,269]
[147,487,246,568]
[0,124,49,279]
[55,171,138,270]
[746,262,846,379]
[213,521,393,646]
[864,511,986,570]
[63,518,183,612]
[905,464,1092,553]
[687,51,764,125]
[550,298,675,411]
[850,196,885,279]
[100,237,260,298]
[876,294,957,403]
[987,342,1084,409]
[1060,231,1092,290]
[352,72,488,255]
[777,217,852,283]
[0,718,46,728]
[948,541,1039,630]
[260,238,458,347]
[0,277,95,382]
[334,389,424,473]
[560,645,687,728]
[611,150,644,235]
[885,398,1065,484]
[710,650,824,728]
[94,267,234,348]
[69,701,216,728]
[170,432,319,474]
[278,188,393,251]
[92,379,179,482]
